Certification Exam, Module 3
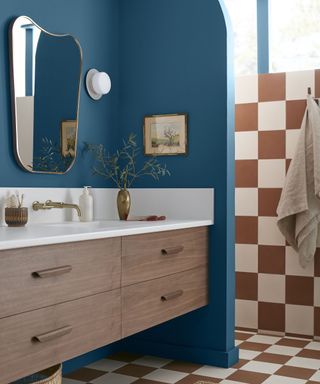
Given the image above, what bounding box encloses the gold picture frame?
[144,113,188,156]
[61,120,77,158]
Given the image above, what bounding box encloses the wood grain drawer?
[122,266,208,337]
[122,227,208,286]
[0,290,121,384]
[0,238,121,318]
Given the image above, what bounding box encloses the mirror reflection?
[10,16,82,173]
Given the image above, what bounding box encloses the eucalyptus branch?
[92,166,120,188]
[84,133,170,189]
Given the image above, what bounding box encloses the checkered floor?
[63,331,320,384]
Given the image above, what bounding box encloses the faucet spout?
[32,200,82,217]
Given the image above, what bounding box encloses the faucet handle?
[32,201,40,211]
[32,201,52,211]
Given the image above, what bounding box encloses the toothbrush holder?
[5,207,28,227]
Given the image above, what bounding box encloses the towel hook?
[307,87,319,104]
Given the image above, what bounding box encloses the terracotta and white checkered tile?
[235,188,258,217]
[133,356,173,369]
[286,70,315,100]
[235,74,258,104]
[258,274,285,304]
[258,131,285,159]
[285,129,300,159]
[258,160,286,188]
[258,101,286,131]
[236,299,258,329]
[235,132,258,160]
[258,217,285,246]
[285,305,314,337]
[286,246,314,277]
[87,358,128,372]
[258,245,285,275]
[62,333,320,383]
[258,189,281,217]
[258,73,286,103]
[236,244,258,273]
[235,69,320,338]
[314,279,320,307]
[286,100,307,129]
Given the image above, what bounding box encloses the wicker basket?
[12,365,62,384]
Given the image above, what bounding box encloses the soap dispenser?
[79,186,93,222]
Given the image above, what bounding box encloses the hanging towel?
[277,95,320,267]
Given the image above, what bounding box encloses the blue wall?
[118,0,237,367]
[0,0,119,187]
[119,0,229,189]
[0,0,236,372]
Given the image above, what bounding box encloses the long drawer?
[122,266,208,337]
[122,227,208,286]
[0,238,121,318]
[0,290,121,384]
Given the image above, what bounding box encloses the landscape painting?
[61,120,77,158]
[144,114,187,155]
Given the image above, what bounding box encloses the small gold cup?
[5,207,28,227]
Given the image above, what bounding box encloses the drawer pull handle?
[32,265,72,278]
[32,325,73,343]
[161,246,184,256]
[161,289,184,301]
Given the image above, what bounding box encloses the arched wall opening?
[116,0,237,368]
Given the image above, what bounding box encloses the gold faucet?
[32,200,82,217]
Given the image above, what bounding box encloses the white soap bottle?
[79,186,93,222]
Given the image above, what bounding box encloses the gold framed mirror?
[9,16,82,174]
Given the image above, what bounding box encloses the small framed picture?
[144,113,188,156]
[61,120,77,158]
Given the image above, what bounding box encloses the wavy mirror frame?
[9,16,83,174]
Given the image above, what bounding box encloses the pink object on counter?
[127,215,166,221]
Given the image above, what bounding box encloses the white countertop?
[0,219,213,251]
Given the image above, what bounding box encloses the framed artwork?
[61,120,77,158]
[144,113,188,156]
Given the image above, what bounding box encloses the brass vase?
[117,189,131,220]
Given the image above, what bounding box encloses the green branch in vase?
[84,133,170,189]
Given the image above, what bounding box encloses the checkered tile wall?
[235,69,320,338]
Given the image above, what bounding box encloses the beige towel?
[277,95,320,267]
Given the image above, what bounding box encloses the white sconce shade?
[86,69,112,100]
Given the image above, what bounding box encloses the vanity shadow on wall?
[9,16,82,174]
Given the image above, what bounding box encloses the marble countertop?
[0,219,213,250]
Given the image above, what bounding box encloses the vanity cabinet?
[122,227,208,286]
[0,238,121,318]
[0,291,121,384]
[0,227,208,383]
[122,267,208,337]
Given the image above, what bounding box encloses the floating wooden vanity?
[0,226,209,383]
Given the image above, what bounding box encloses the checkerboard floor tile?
[62,332,320,383]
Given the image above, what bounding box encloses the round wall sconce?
[86,69,112,100]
